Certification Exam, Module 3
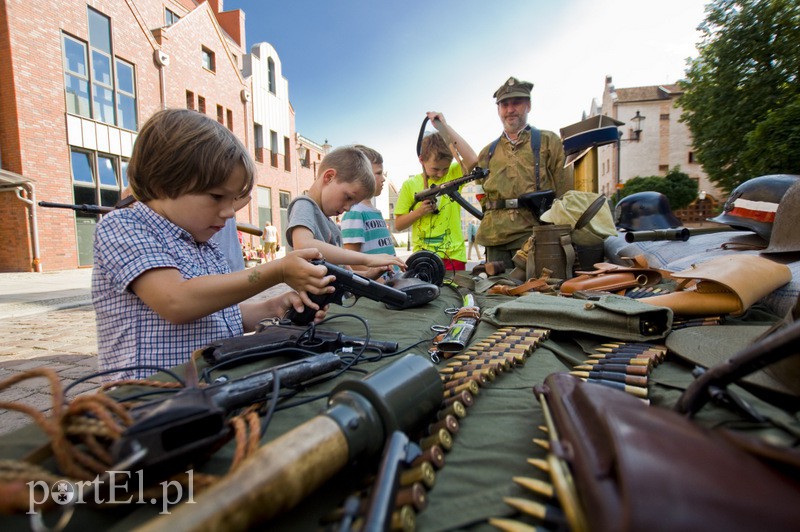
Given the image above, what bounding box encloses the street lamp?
[629,110,645,142]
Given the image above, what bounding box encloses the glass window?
[93,85,115,124]
[71,150,94,184]
[63,36,90,117]
[98,155,117,187]
[120,160,129,189]
[258,186,272,230]
[165,8,180,26]
[115,59,136,130]
[63,37,88,76]
[91,50,112,85]
[267,57,275,94]
[87,8,111,53]
[202,47,215,71]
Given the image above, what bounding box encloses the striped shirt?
[92,202,242,381]
[341,203,396,255]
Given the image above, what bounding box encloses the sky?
[224,0,708,189]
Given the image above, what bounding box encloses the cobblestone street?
[0,305,100,436]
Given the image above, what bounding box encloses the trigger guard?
[340,291,357,307]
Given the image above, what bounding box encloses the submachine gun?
[413,166,489,220]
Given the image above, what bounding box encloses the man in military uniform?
[475,76,571,268]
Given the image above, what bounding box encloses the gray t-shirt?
[286,196,342,250]
[210,217,244,272]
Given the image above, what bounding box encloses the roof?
[0,169,33,186]
[615,83,683,103]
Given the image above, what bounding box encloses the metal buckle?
[505,198,519,209]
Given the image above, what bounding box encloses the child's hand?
[364,254,406,271]
[277,291,328,324]
[278,248,336,296]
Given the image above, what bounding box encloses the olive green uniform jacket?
[476,127,570,247]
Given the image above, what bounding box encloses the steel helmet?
[762,179,800,254]
[709,174,800,241]
[614,191,682,231]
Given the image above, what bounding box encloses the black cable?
[63,365,185,396]
[259,368,280,438]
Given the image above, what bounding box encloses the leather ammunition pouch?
[534,372,800,532]
[643,254,792,316]
[559,255,663,296]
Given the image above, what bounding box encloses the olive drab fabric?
[475,128,570,247]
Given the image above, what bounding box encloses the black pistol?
[287,260,439,325]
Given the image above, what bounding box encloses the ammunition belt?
[326,326,551,530]
[491,341,668,531]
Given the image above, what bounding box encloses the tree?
[618,167,699,211]
[679,0,800,194]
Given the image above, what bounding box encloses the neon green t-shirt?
[395,163,467,262]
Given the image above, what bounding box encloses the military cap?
[493,77,534,103]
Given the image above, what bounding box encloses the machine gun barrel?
[39,200,263,236]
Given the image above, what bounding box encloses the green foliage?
[618,167,699,211]
[741,96,800,176]
[679,0,800,194]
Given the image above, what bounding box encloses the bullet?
[575,362,649,375]
[411,445,445,470]
[503,497,567,526]
[443,380,480,399]
[587,355,652,366]
[443,368,497,381]
[581,377,648,399]
[442,390,474,408]
[532,438,550,451]
[427,414,459,436]
[395,482,427,512]
[443,373,486,390]
[390,505,415,532]
[513,476,554,499]
[438,401,467,419]
[570,370,648,387]
[400,461,435,488]
[487,517,540,532]
[527,458,550,472]
[420,427,453,452]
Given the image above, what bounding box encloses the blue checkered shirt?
[92,202,243,381]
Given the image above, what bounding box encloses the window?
[660,113,670,120]
[186,90,195,110]
[254,124,264,163]
[226,109,233,131]
[198,95,206,114]
[258,187,272,230]
[71,149,123,207]
[115,59,136,130]
[270,130,279,167]
[267,57,276,94]
[216,104,224,124]
[283,137,291,171]
[62,8,137,129]
[279,191,291,209]
[688,151,695,164]
[63,36,91,117]
[659,164,669,172]
[165,8,180,26]
[88,8,114,124]
[202,47,215,72]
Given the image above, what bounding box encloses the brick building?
[0,0,323,272]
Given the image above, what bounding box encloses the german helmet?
[614,191,682,231]
[709,174,800,241]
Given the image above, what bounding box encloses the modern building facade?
[0,0,323,272]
